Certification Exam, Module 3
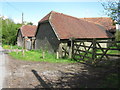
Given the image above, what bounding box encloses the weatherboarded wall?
[17,30,24,47]
[35,22,60,53]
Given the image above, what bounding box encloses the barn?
[35,11,113,54]
[17,25,37,50]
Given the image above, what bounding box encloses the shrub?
[115,30,120,41]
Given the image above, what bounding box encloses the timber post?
[69,38,74,59]
[42,51,45,59]
[23,36,28,56]
[56,51,59,59]
[24,36,28,49]
[92,38,97,63]
[58,43,63,58]
[31,37,35,50]
[22,48,25,56]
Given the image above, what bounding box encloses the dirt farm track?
[0,53,117,88]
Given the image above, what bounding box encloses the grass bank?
[2,44,22,49]
[9,50,76,63]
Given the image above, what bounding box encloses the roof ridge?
[48,11,53,21]
[48,11,109,30]
[80,17,111,19]
[52,11,109,24]
[60,12,82,21]
[21,25,36,28]
[50,11,82,21]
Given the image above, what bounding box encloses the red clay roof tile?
[81,17,116,31]
[20,25,37,37]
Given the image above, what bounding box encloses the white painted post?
[56,51,59,59]
[116,24,120,30]
[42,51,45,59]
[22,49,25,56]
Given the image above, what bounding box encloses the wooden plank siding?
[17,30,24,47]
[35,22,60,53]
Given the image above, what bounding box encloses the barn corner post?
[23,36,28,49]
[58,43,62,59]
[69,38,74,59]
[31,37,35,50]
[92,38,97,64]
[22,36,28,56]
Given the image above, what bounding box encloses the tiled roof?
[81,17,116,31]
[20,25,37,37]
[39,11,112,39]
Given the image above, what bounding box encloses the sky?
[0,0,109,25]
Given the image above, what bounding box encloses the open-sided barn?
[35,11,113,54]
[17,25,37,49]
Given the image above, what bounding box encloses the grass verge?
[9,50,76,63]
[2,44,22,49]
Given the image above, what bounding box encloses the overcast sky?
[1,0,109,25]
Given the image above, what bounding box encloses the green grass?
[2,44,22,49]
[96,46,120,54]
[73,46,120,64]
[7,45,120,63]
[9,50,76,63]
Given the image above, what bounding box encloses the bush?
[115,30,120,41]
[1,17,22,45]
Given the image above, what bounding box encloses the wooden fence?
[72,39,120,64]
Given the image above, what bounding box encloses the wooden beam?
[92,39,97,62]
[69,38,74,59]
[58,43,63,58]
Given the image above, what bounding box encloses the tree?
[0,17,2,43]
[101,0,119,22]
[101,0,120,41]
[1,17,22,45]
[27,22,33,25]
[23,21,33,25]
[115,30,120,41]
